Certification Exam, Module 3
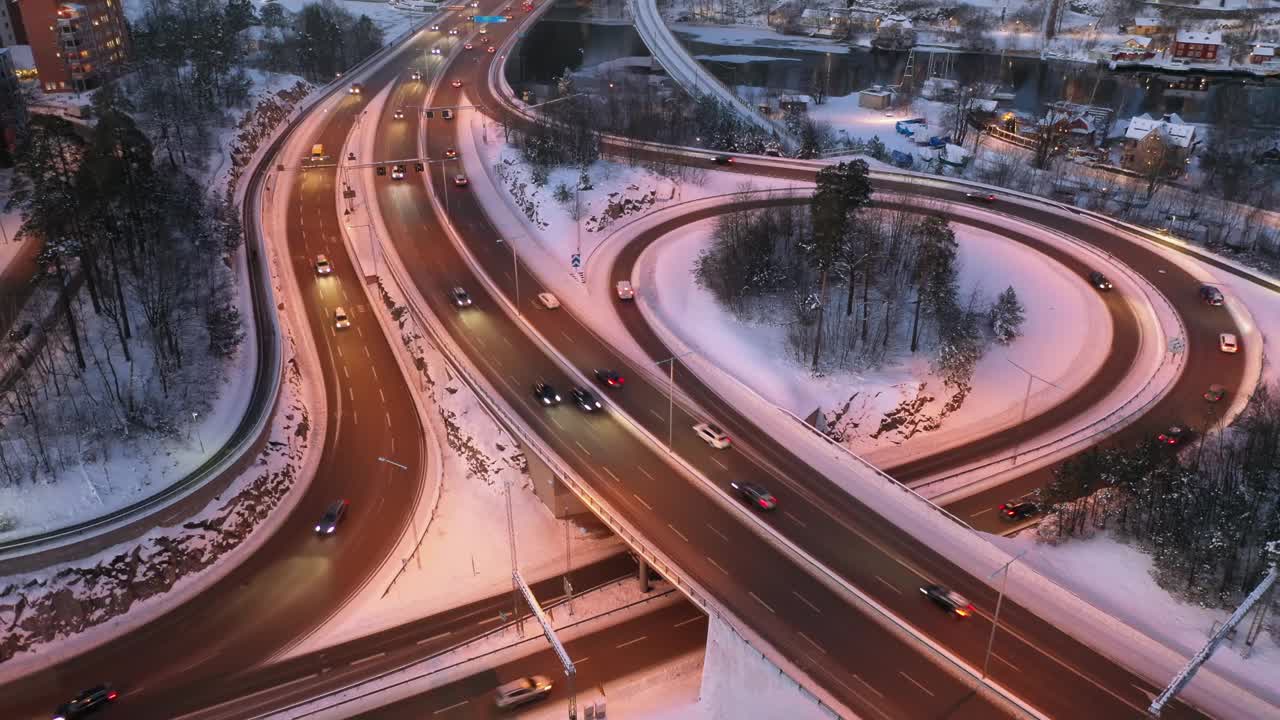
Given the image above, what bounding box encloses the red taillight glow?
[108,691,119,700]
[957,606,973,617]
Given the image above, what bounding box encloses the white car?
[391,165,406,180]
[616,280,634,301]
[334,307,351,329]
[431,47,442,55]
[315,254,333,275]
[494,675,552,709]
[693,422,731,449]
[1219,333,1239,354]
[537,292,560,309]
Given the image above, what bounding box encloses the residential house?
[1171,30,1222,64]
[1120,113,1198,177]
[1248,44,1278,66]
[1045,110,1097,147]
[1127,17,1165,36]
[779,94,813,113]
[872,15,915,50]
[1112,36,1155,61]
[767,0,805,32]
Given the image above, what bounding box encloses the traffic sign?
[473,15,508,22]
[571,253,581,268]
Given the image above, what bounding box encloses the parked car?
[1156,425,1187,446]
[615,280,635,301]
[1219,333,1239,354]
[533,382,561,406]
[964,192,997,203]
[493,675,553,709]
[315,499,348,535]
[920,584,975,618]
[730,481,777,511]
[594,368,624,387]
[1204,384,1226,402]
[998,500,1039,520]
[450,286,473,307]
[693,422,731,449]
[1199,285,1224,306]
[570,387,602,412]
[52,685,118,720]
[334,306,351,329]
[536,292,560,309]
[1088,271,1112,291]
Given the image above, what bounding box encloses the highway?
[361,7,1239,718]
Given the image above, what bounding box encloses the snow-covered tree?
[989,285,1025,345]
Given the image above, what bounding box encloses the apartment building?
[20,0,129,93]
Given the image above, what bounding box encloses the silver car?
[494,675,553,709]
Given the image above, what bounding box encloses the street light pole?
[655,352,693,451]
[378,456,421,569]
[1005,356,1061,465]
[983,551,1025,680]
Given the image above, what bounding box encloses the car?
[431,47,443,55]
[487,45,497,54]
[998,500,1039,520]
[53,685,118,720]
[442,109,455,120]
[536,292,560,309]
[393,108,405,120]
[594,368,624,387]
[442,148,458,160]
[450,286,473,307]
[1219,333,1239,354]
[454,174,469,187]
[1156,425,1187,446]
[347,151,356,161]
[1199,285,1224,306]
[493,675,553,709]
[533,382,561,406]
[391,164,406,180]
[464,42,474,50]
[570,387,602,412]
[964,192,997,203]
[504,13,515,19]
[469,0,479,6]
[693,422,731,449]
[410,70,422,81]
[315,254,333,275]
[315,499,348,535]
[712,155,734,165]
[1087,271,1112,291]
[334,307,351,329]
[430,23,441,31]
[480,35,490,44]
[348,82,363,95]
[479,27,488,35]
[1204,384,1226,402]
[730,481,777,511]
[920,584,975,618]
[449,28,460,35]
[451,79,463,88]
[616,280,634,301]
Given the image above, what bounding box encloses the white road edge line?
[748,591,775,614]
[899,671,934,697]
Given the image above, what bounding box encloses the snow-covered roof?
[1252,44,1276,57]
[5,44,35,70]
[882,14,913,28]
[1175,30,1221,45]
[1125,113,1195,148]
[779,94,813,104]
[1119,36,1153,49]
[1134,17,1161,27]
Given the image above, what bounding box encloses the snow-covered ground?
[995,530,1280,699]
[0,172,28,277]
[124,0,421,37]
[640,217,1103,457]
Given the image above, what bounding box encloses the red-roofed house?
[1171,30,1221,63]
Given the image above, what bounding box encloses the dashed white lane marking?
[347,387,354,402]
[416,631,452,645]
[603,467,622,483]
[667,523,689,542]
[798,631,826,654]
[852,674,885,698]
[363,345,371,358]
[551,415,564,430]
[793,590,821,614]
[638,466,655,481]
[433,700,468,715]
[749,591,775,614]
[370,366,378,380]
[899,672,933,697]
[573,656,590,665]
[385,412,392,428]
[378,389,386,404]
[992,652,1021,672]
[575,440,592,456]
[350,651,385,666]
[674,615,704,628]
[875,576,903,595]
[711,457,728,470]
[649,409,663,421]
[342,364,350,379]
[352,411,358,425]
[706,524,728,542]
[561,331,574,343]
[706,556,729,575]
[784,510,808,528]
[336,345,343,358]
[632,494,653,511]
[615,636,647,650]
[970,507,993,518]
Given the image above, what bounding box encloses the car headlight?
[594,401,601,408]
[315,525,322,532]
[555,395,561,401]
[327,527,336,534]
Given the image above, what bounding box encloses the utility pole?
[983,551,1025,680]
[378,456,419,568]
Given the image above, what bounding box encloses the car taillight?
[958,606,973,617]
[108,691,119,700]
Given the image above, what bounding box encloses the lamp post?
[655,352,695,451]
[378,456,421,569]
[983,551,1026,680]
[1005,356,1061,465]
[191,412,204,454]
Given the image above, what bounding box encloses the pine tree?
[990,285,1025,345]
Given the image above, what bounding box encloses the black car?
[920,584,975,618]
[315,499,348,535]
[570,387,602,412]
[730,481,777,511]
[1204,384,1226,402]
[712,155,734,165]
[450,286,473,308]
[533,382,561,406]
[1199,285,1224,306]
[998,500,1039,520]
[594,368,625,387]
[964,192,997,203]
[1088,271,1113,291]
[1156,425,1188,446]
[53,685,117,720]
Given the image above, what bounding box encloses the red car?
[451,80,463,88]
[453,174,470,187]
[443,147,458,159]
[487,46,497,54]
[463,42,474,50]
